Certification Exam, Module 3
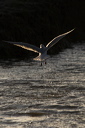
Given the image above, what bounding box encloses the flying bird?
[4,29,74,65]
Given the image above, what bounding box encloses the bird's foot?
[45,61,46,64]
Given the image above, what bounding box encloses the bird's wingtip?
[66,28,75,34]
[72,28,75,32]
[72,28,75,31]
[2,40,9,43]
[2,40,6,42]
[70,28,75,32]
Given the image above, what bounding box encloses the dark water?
[0,43,85,128]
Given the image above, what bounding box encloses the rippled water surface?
[0,43,85,128]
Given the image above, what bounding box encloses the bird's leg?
[45,61,46,64]
[41,62,42,66]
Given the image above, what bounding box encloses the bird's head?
[40,44,45,48]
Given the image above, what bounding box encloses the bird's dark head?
[40,44,45,48]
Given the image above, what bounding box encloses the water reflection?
[0,43,85,128]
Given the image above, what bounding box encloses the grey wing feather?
[46,29,75,51]
[3,41,42,53]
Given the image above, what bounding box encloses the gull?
[4,29,74,66]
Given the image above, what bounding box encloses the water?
[0,43,85,128]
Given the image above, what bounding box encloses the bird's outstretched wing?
[3,41,42,53]
[46,29,75,51]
